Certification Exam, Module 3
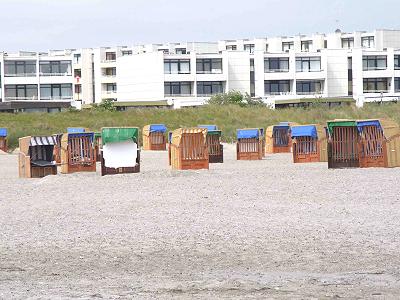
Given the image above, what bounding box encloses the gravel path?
[1,144,400,299]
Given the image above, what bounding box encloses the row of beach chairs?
[1,118,399,179]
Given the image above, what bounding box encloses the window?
[264,57,289,73]
[164,82,192,96]
[296,81,323,94]
[4,60,36,77]
[73,54,81,64]
[196,58,222,74]
[73,53,82,64]
[301,40,312,52]
[265,44,269,52]
[296,57,321,72]
[264,80,291,95]
[282,42,294,52]
[75,84,82,94]
[197,81,224,95]
[74,69,81,78]
[362,56,387,71]
[395,78,400,92]
[104,67,116,76]
[164,60,190,74]
[395,55,400,70]
[39,61,71,75]
[4,84,38,100]
[244,44,255,53]
[40,84,72,100]
[363,78,388,93]
[122,50,132,56]
[324,40,328,48]
[105,83,117,93]
[105,52,116,61]
[342,38,354,49]
[362,36,374,48]
[175,48,187,54]
[226,45,237,51]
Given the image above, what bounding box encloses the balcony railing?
[4,73,36,77]
[196,70,223,74]
[296,91,323,95]
[165,93,193,97]
[363,67,387,71]
[101,59,116,63]
[39,72,72,76]
[103,90,117,94]
[102,74,117,77]
[40,96,73,101]
[363,89,389,93]
[197,93,224,97]
[296,69,323,73]
[264,69,290,73]
[5,96,38,101]
[164,71,191,75]
[265,91,293,96]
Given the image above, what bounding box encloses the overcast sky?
[0,0,399,51]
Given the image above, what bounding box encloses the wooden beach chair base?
[101,150,140,176]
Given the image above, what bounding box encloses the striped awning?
[30,136,57,146]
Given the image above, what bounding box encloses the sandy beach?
[1,144,400,299]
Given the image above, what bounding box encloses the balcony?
[296,68,323,73]
[101,75,117,84]
[100,59,117,68]
[4,73,36,77]
[39,72,72,77]
[196,69,223,74]
[5,96,38,101]
[102,90,117,99]
[165,93,193,97]
[101,59,116,63]
[265,91,293,96]
[265,69,289,73]
[363,89,389,94]
[296,91,323,95]
[40,96,73,101]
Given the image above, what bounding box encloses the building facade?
[1,29,400,111]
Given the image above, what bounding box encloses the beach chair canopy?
[67,132,94,142]
[274,124,290,131]
[0,128,7,137]
[291,125,318,139]
[327,120,356,135]
[356,120,381,131]
[198,125,218,131]
[30,136,57,146]
[198,125,221,136]
[67,127,86,133]
[102,127,139,145]
[28,136,57,164]
[143,124,167,136]
[237,128,260,139]
[171,128,207,146]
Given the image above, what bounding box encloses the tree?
[94,99,116,112]
[208,91,265,107]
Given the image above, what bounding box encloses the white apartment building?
[1,29,400,111]
[0,50,75,112]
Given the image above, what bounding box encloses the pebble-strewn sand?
[1,144,400,299]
